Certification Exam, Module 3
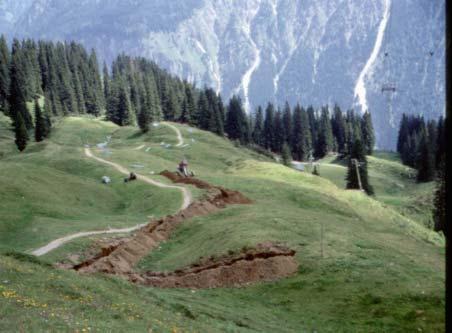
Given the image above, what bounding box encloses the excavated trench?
[73,172,298,288]
[129,243,298,288]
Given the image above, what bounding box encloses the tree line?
[225,99,375,194]
[397,113,446,183]
[396,113,446,235]
[1,35,375,194]
[0,35,106,150]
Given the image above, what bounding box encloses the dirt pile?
[129,243,298,288]
[75,173,252,275]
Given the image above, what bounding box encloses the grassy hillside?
[304,151,436,228]
[0,116,445,332]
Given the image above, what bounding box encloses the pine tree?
[34,99,46,142]
[346,139,373,195]
[263,103,275,150]
[137,104,150,133]
[312,165,320,176]
[214,95,225,136]
[179,98,190,124]
[197,90,210,130]
[106,80,119,124]
[397,114,409,154]
[14,112,29,151]
[361,111,375,155]
[281,143,292,166]
[0,35,10,114]
[291,104,311,161]
[273,110,284,153]
[314,106,333,158]
[252,106,264,145]
[416,130,435,183]
[8,39,33,130]
[43,94,52,138]
[331,104,346,154]
[184,86,196,126]
[433,156,446,234]
[435,116,445,170]
[306,106,317,147]
[225,95,249,144]
[117,83,133,126]
[282,102,292,145]
[102,62,110,103]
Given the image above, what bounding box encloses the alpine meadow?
[0,1,447,332]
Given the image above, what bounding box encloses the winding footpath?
[31,123,191,257]
[162,122,184,147]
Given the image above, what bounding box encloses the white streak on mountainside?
[354,0,391,112]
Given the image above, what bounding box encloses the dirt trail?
[84,147,192,211]
[162,122,184,147]
[31,224,147,257]
[74,173,297,288]
[75,172,252,274]
[133,144,145,150]
[31,148,192,257]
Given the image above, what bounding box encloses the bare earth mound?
[73,173,297,288]
[130,243,298,288]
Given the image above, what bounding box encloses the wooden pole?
[352,159,363,191]
[320,222,324,258]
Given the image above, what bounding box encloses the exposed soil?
[129,243,298,288]
[75,172,252,274]
[73,172,298,288]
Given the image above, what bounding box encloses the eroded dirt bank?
[129,243,298,288]
[73,173,298,288]
[75,172,252,274]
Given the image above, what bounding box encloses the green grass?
[0,116,445,332]
[0,117,181,252]
[305,151,436,228]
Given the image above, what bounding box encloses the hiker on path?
[178,158,189,177]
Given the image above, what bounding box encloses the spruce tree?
[214,95,225,136]
[282,102,292,145]
[14,112,29,151]
[180,98,190,124]
[185,86,197,126]
[306,106,317,147]
[34,99,46,142]
[43,94,52,138]
[103,62,110,102]
[273,110,284,153]
[433,157,446,233]
[291,104,311,161]
[416,130,435,183]
[9,39,33,130]
[346,139,373,195]
[312,165,320,176]
[252,106,264,146]
[435,116,445,169]
[0,35,9,114]
[225,95,249,144]
[397,114,409,154]
[117,83,133,126]
[138,104,150,133]
[281,143,292,166]
[197,91,210,130]
[263,103,275,150]
[331,104,346,154]
[314,106,333,158]
[361,111,375,155]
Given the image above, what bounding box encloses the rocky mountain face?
[0,0,445,149]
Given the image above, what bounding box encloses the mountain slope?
[2,0,445,149]
[0,116,445,331]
